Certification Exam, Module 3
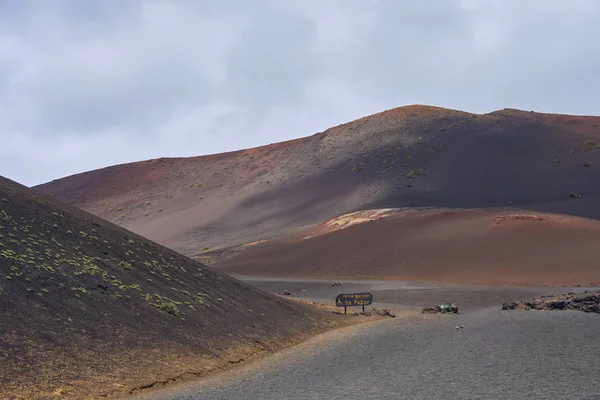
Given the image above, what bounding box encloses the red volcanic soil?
[34,105,600,258]
[217,208,600,287]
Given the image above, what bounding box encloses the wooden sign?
[336,292,373,314]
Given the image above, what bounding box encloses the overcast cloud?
[1,0,600,186]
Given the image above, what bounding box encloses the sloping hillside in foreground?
[0,176,351,400]
[217,208,600,287]
[34,106,600,258]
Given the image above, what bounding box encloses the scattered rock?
[375,308,396,318]
[358,308,396,318]
[502,291,600,313]
[422,303,459,314]
[331,281,342,287]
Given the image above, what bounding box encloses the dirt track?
[130,278,600,400]
[232,275,559,312]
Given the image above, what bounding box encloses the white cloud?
[1,0,600,186]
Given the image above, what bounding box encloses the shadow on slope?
[191,108,600,257]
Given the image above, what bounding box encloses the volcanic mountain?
[34,105,600,260]
[0,176,349,400]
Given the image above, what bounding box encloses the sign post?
[335,292,373,314]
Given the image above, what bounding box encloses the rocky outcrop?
[502,291,600,313]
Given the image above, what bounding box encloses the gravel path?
[131,281,600,400]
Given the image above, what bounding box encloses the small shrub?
[568,192,582,198]
[407,171,416,178]
[117,261,132,270]
[156,301,179,316]
[583,160,590,167]
[553,159,560,163]
[72,287,88,295]
[145,201,150,206]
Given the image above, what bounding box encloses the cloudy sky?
[1,0,600,186]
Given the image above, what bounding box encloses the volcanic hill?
[0,176,350,400]
[34,105,600,260]
[217,207,600,287]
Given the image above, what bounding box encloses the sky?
[2,0,600,187]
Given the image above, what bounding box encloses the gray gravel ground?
[131,279,600,400]
[234,275,579,312]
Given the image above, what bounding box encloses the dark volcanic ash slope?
[0,176,348,400]
[34,106,600,256]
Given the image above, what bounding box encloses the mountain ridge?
[34,104,600,258]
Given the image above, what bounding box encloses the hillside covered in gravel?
[0,176,350,399]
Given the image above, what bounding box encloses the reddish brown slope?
[217,208,600,287]
[34,105,600,257]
